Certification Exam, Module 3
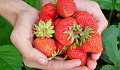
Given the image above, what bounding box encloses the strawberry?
[57,0,76,17]
[34,15,55,38]
[81,32,103,53]
[36,15,54,26]
[67,44,87,66]
[54,17,78,46]
[54,18,62,27]
[33,37,56,58]
[39,3,58,20]
[75,11,98,31]
[54,17,94,46]
[55,41,67,54]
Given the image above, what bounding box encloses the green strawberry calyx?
[64,23,94,46]
[79,26,94,46]
[34,19,55,39]
[62,46,68,51]
[63,23,83,44]
[51,0,57,9]
[70,43,77,50]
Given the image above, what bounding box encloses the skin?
[0,0,108,70]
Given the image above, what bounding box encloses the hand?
[11,10,81,70]
[71,0,108,70]
[0,0,82,70]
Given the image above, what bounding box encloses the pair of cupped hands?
[0,0,108,70]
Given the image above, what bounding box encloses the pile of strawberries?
[33,0,103,66]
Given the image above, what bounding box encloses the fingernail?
[38,58,46,65]
[76,60,81,66]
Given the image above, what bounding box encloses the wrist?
[0,0,38,27]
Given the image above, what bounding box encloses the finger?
[47,59,81,70]
[23,58,47,69]
[84,1,108,34]
[11,36,48,65]
[91,52,101,60]
[23,59,81,70]
[10,11,48,65]
[72,66,89,70]
[87,55,97,70]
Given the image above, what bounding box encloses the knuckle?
[10,30,22,41]
[10,30,19,44]
[90,1,100,9]
[101,19,108,29]
[105,20,108,27]
[10,31,15,42]
[24,52,33,61]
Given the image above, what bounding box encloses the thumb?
[10,9,48,65]
[10,31,48,65]
[23,48,48,65]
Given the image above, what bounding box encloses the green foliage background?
[0,0,120,70]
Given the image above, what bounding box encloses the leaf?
[106,38,120,65]
[92,0,114,10]
[100,50,112,64]
[115,0,120,11]
[95,65,101,70]
[100,25,118,63]
[23,0,30,3]
[101,25,118,49]
[23,0,41,10]
[0,45,23,70]
[24,64,40,70]
[118,23,120,37]
[100,65,115,70]
[0,16,13,46]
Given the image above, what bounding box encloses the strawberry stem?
[48,49,62,61]
[54,57,65,60]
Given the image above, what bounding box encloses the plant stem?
[108,9,114,26]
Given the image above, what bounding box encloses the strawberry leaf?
[0,16,13,46]
[23,0,41,10]
[101,25,118,49]
[101,25,118,63]
[0,45,23,70]
[106,38,120,66]
[118,23,120,37]
[115,0,120,11]
[100,50,112,64]
[92,0,114,10]
[100,65,115,70]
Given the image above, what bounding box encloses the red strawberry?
[33,37,56,58]
[39,3,58,20]
[54,18,62,27]
[75,11,98,31]
[67,44,87,66]
[54,17,78,46]
[57,0,76,17]
[34,15,55,38]
[55,41,67,54]
[36,15,54,26]
[81,32,103,53]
